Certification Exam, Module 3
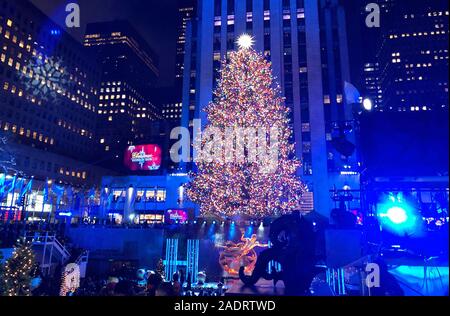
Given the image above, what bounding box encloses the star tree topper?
[236,34,254,50]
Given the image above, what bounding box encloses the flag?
[52,184,65,206]
[14,178,25,203]
[7,175,17,193]
[43,179,49,202]
[0,173,5,188]
[16,179,33,204]
[0,176,17,202]
[0,173,6,201]
[106,193,113,211]
[74,191,83,215]
[130,187,137,208]
[66,186,74,205]
[88,187,96,200]
[344,81,361,105]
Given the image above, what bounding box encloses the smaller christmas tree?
[156,258,165,281]
[3,242,36,296]
[0,251,5,296]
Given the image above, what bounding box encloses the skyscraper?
[363,62,382,109]
[373,0,449,112]
[358,0,449,181]
[0,0,110,186]
[175,0,197,92]
[84,21,162,171]
[180,0,358,217]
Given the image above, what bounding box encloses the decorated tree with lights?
[187,35,305,218]
[2,242,36,296]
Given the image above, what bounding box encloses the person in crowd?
[217,278,225,296]
[155,282,174,296]
[100,277,119,296]
[172,272,181,296]
[146,272,162,296]
[179,269,186,287]
[113,280,136,296]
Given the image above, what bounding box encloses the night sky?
[30,0,178,87]
[30,0,365,89]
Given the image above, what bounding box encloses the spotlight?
[378,199,419,235]
[386,206,407,224]
[213,221,216,225]
[362,98,373,111]
[193,220,197,224]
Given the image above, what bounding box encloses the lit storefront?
[101,174,198,224]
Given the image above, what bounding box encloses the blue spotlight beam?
[378,199,419,236]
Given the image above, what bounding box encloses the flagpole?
[6,175,17,224]
[40,178,49,230]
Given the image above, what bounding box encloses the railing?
[75,250,89,278]
[25,232,71,276]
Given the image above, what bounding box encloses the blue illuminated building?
[100,173,198,224]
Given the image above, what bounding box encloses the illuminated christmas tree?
[187,35,305,218]
[2,242,36,296]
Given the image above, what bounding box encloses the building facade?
[176,0,198,92]
[101,174,197,224]
[180,0,359,218]
[362,62,382,109]
[84,21,162,171]
[0,0,111,186]
[375,0,449,112]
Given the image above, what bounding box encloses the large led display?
[165,209,188,224]
[124,145,162,171]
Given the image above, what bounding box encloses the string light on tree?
[60,263,80,296]
[2,242,36,296]
[186,35,306,219]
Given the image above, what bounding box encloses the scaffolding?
[267,240,281,274]
[164,238,178,281]
[187,239,199,283]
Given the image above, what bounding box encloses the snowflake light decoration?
[20,56,69,103]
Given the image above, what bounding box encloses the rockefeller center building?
[180,0,358,218]
[84,21,163,172]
